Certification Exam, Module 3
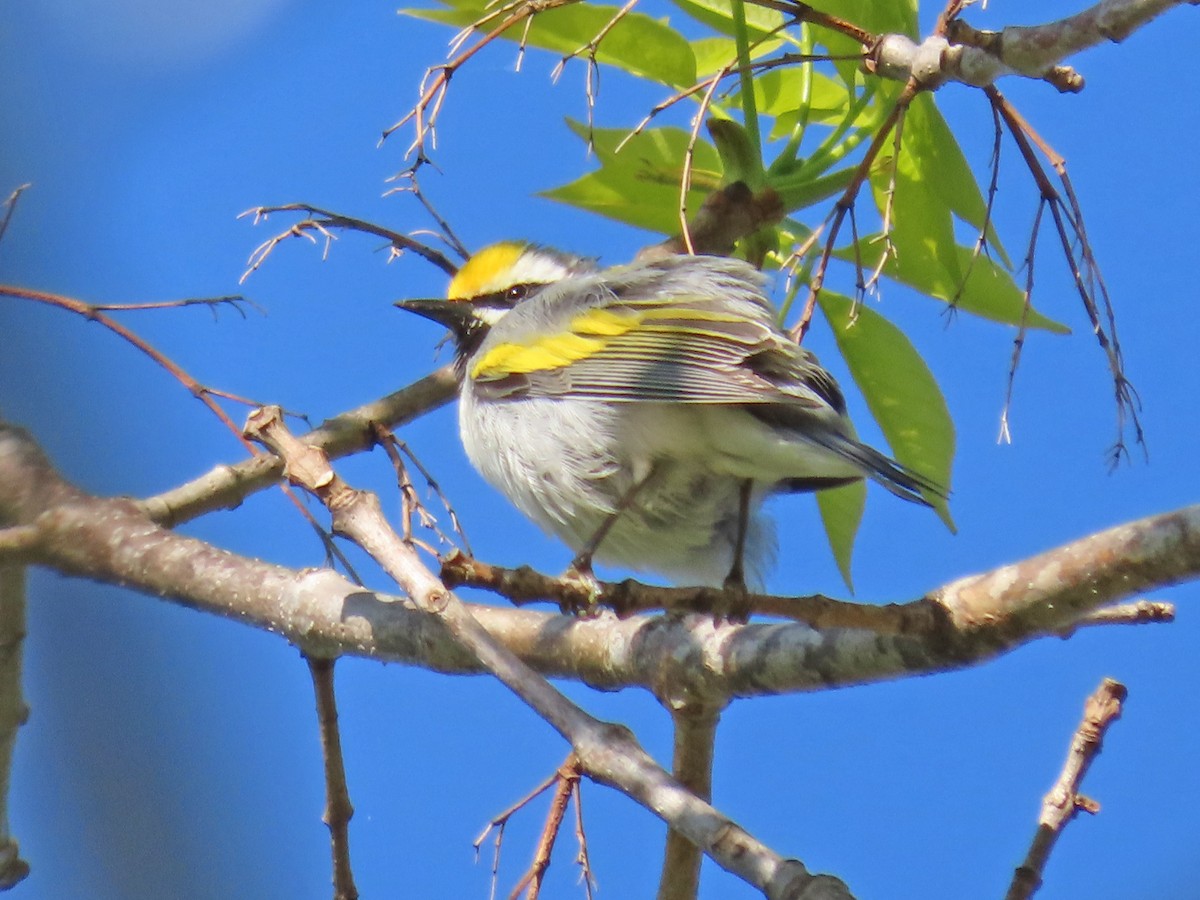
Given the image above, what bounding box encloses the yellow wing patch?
[472,307,641,379]
[471,304,756,380]
[447,242,528,301]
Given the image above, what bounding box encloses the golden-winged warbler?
[397,242,943,594]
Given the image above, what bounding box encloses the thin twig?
[508,758,580,899]
[999,199,1043,445]
[1006,678,1128,900]
[863,107,906,294]
[239,204,458,280]
[306,656,359,900]
[87,296,260,317]
[988,87,1144,462]
[570,777,595,900]
[949,99,1005,310]
[0,184,32,247]
[789,81,919,342]
[371,423,470,554]
[549,0,639,147]
[474,768,560,888]
[140,368,458,528]
[382,168,471,262]
[385,0,580,155]
[0,285,248,442]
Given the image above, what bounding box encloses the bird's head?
[396,242,593,344]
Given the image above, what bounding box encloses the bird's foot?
[559,558,603,617]
[715,569,751,625]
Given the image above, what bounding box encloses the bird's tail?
[778,432,947,507]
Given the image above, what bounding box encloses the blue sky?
[2,2,1199,898]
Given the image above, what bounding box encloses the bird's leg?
[718,479,754,624]
[561,465,659,615]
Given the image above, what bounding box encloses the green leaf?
[405,0,696,88]
[906,94,1010,268]
[817,291,956,530]
[871,122,963,296]
[817,481,865,592]
[839,238,1069,333]
[751,66,847,120]
[805,0,916,38]
[541,121,721,234]
[691,36,738,77]
[708,117,762,187]
[770,165,854,215]
[667,0,785,42]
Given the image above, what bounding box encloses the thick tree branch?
[870,0,1193,91]
[0,421,1187,699]
[0,417,1191,893]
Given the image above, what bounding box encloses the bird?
[397,241,944,609]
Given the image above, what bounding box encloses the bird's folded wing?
[470,294,846,416]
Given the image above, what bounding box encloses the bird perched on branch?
[398,242,943,608]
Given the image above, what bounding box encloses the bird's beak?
[394,298,476,335]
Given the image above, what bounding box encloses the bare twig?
[679,69,731,254]
[549,0,639,146]
[0,565,30,890]
[571,779,595,900]
[86,295,260,317]
[475,768,560,899]
[1006,678,1128,900]
[998,199,1043,445]
[0,185,32,247]
[385,0,580,155]
[509,758,581,899]
[307,656,359,900]
[744,0,875,45]
[949,100,1004,310]
[239,204,458,280]
[789,82,919,343]
[861,115,904,296]
[1069,599,1173,629]
[988,87,1144,461]
[0,285,252,444]
[139,368,457,528]
[382,168,470,262]
[371,423,469,554]
[441,551,922,631]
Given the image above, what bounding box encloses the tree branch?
[306,656,359,900]
[869,0,1193,92]
[659,705,720,900]
[240,407,844,898]
[139,368,457,528]
[0,565,29,891]
[2,416,1192,893]
[1006,678,1128,900]
[0,419,1186,697]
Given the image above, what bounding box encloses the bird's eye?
[505,283,530,302]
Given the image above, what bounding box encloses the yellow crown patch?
[447,242,529,301]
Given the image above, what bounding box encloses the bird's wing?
[470,292,847,416]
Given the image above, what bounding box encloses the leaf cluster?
[403,0,1071,579]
